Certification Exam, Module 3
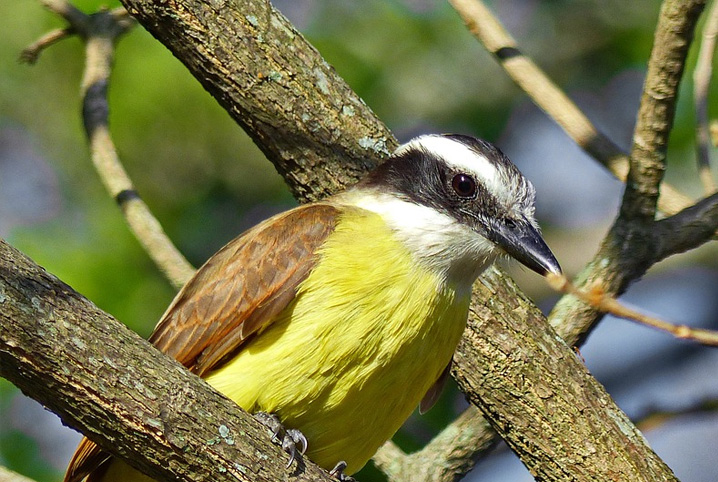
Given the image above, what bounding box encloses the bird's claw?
[253,412,307,468]
[282,428,308,467]
[329,461,355,481]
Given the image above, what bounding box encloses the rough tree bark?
[119,0,395,203]
[0,239,333,482]
[3,0,713,481]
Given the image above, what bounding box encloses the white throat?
[337,189,500,287]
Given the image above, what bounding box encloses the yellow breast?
[204,207,472,474]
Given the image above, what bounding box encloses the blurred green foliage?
[3,0,710,481]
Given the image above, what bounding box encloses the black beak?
[488,218,561,276]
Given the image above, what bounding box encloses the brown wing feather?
[64,438,110,482]
[419,361,451,414]
[64,202,341,482]
[150,202,341,375]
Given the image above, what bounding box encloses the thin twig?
[81,10,195,289]
[547,273,718,346]
[447,0,624,172]
[694,0,718,194]
[636,398,718,431]
[447,0,695,216]
[25,1,195,289]
[19,27,74,64]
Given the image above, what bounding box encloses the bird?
[64,133,561,482]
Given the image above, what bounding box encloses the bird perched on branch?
[65,134,560,481]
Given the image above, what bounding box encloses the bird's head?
[348,134,561,284]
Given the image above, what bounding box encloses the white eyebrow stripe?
[396,135,502,194]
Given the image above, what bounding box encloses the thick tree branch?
[3,230,677,482]
[654,191,718,259]
[453,267,678,481]
[623,0,706,221]
[11,0,708,481]
[0,239,333,482]
[119,0,396,203]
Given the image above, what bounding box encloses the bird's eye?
[451,173,477,198]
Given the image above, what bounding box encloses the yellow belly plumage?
[205,209,471,474]
[102,208,472,480]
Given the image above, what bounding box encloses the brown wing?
[64,202,341,482]
[419,361,451,414]
[64,438,111,482]
[150,202,341,375]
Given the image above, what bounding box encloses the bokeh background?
[2,1,718,481]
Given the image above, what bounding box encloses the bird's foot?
[329,461,355,482]
[253,412,308,468]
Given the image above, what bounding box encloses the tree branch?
[654,191,718,259]
[448,0,624,172]
[452,267,678,481]
[693,0,718,194]
[549,0,707,345]
[0,239,333,482]
[447,0,695,216]
[119,0,396,203]
[20,26,73,64]
[25,0,195,290]
[38,0,88,30]
[78,5,195,289]
[373,407,495,482]
[0,466,39,482]
[547,272,718,346]
[623,0,706,222]
[636,397,718,431]
[11,0,703,481]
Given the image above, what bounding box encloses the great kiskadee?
[65,134,560,481]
